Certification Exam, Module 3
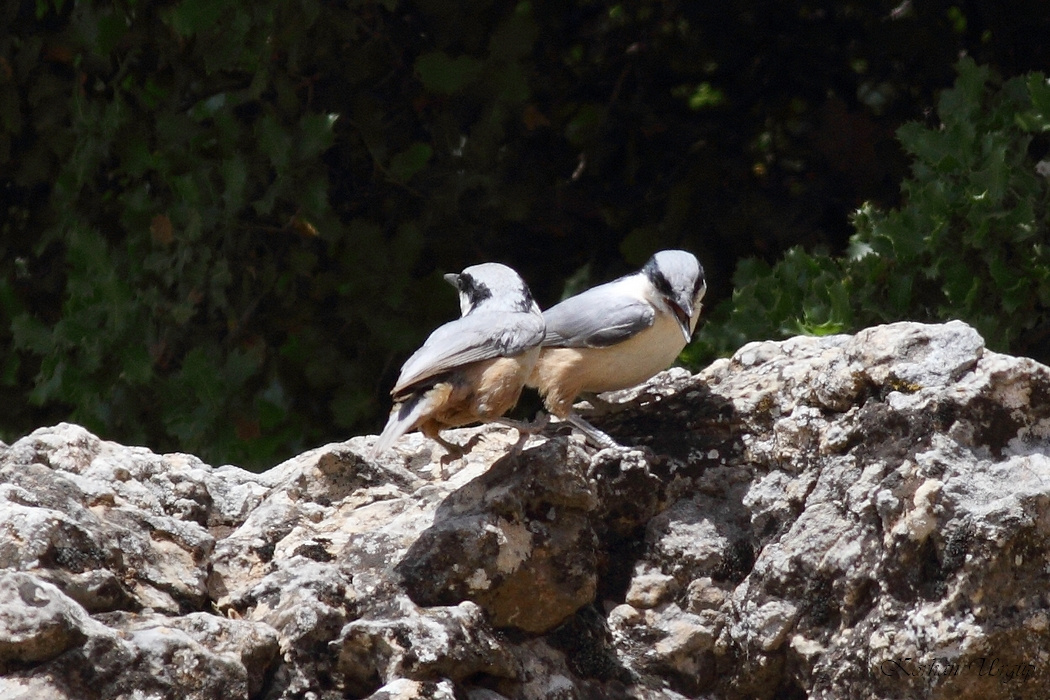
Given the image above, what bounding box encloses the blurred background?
[2,0,1049,469]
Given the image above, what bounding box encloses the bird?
[527,249,707,447]
[371,262,546,461]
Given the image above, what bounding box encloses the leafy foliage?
[692,59,1050,363]
[2,1,1049,468]
[3,0,384,466]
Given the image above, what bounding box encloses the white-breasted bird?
[371,262,546,459]
[527,249,707,446]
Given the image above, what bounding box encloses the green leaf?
[388,142,433,183]
[795,317,847,337]
[299,174,330,217]
[10,314,54,354]
[222,156,248,213]
[938,57,989,126]
[619,226,659,265]
[257,113,292,170]
[121,345,153,385]
[168,0,226,38]
[1020,73,1050,131]
[565,103,603,146]
[95,11,128,56]
[488,9,538,61]
[887,272,913,313]
[171,173,202,208]
[330,387,373,428]
[415,52,483,95]
[225,345,264,389]
[687,83,727,110]
[28,356,66,405]
[493,62,530,104]
[297,112,336,160]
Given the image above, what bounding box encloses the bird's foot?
[434,433,483,473]
[565,412,622,450]
[496,412,550,455]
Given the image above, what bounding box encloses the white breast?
[575,310,688,393]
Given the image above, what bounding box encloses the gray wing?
[392,311,545,395]
[543,288,655,348]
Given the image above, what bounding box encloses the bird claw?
[435,433,482,467]
[494,412,550,455]
[496,412,549,434]
[565,412,622,450]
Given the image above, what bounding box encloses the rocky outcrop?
[2,321,1049,699]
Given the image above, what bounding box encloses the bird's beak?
[443,273,460,288]
[672,301,694,343]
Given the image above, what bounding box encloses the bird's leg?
[429,431,483,468]
[495,412,550,455]
[495,412,550,435]
[433,434,464,462]
[566,411,621,449]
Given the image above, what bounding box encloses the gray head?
[642,250,707,341]
[444,262,540,317]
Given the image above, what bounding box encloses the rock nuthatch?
[527,249,706,447]
[371,262,546,460]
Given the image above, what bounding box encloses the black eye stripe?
[692,268,706,298]
[516,281,535,311]
[458,269,534,313]
[643,253,704,303]
[461,275,492,309]
[652,271,675,299]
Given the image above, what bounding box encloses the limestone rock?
[0,572,89,667]
[1,322,1049,699]
[395,439,601,633]
[0,572,278,700]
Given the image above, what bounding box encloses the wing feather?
[542,284,655,348]
[392,311,544,396]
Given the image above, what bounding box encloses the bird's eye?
[693,275,706,299]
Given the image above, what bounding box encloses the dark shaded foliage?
[2,0,1048,468]
[691,60,1050,363]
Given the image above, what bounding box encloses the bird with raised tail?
[371,263,546,460]
[527,249,707,447]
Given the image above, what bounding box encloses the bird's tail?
[369,388,444,458]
